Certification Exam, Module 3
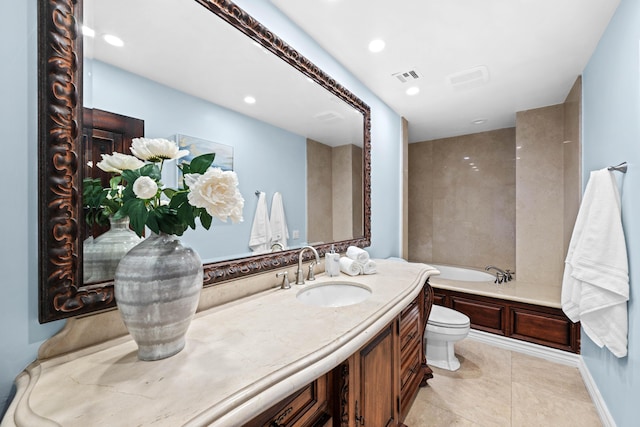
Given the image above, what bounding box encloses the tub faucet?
[485,265,507,284]
[296,246,320,285]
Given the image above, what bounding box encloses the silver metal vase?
[114,232,203,361]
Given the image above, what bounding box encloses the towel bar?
[608,162,627,173]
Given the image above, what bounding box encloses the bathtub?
[425,263,578,352]
[430,264,495,282]
[427,263,561,308]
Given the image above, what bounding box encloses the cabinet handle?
[270,406,293,427]
[409,362,420,374]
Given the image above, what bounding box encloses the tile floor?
[404,339,602,426]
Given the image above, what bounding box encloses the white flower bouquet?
[84,137,244,237]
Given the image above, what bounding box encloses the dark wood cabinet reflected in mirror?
[39,0,371,322]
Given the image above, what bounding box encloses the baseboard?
[578,358,616,427]
[467,330,581,366]
[467,330,615,427]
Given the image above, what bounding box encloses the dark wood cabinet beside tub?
[433,288,580,353]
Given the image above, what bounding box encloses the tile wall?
[408,77,581,290]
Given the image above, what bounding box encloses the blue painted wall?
[88,60,307,261]
[0,0,402,415]
[582,0,639,424]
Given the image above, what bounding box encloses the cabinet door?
[245,374,331,427]
[353,323,398,427]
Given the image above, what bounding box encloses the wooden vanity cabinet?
[245,373,332,427]
[336,281,434,427]
[349,323,399,427]
[248,281,434,427]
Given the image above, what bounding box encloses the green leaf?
[109,175,122,188]
[146,210,160,234]
[177,202,196,229]
[163,188,177,199]
[140,163,161,180]
[199,210,212,229]
[189,153,215,174]
[121,169,141,187]
[168,191,189,209]
[122,198,148,237]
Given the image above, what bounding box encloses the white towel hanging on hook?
[270,192,289,249]
[561,168,629,357]
[248,192,272,254]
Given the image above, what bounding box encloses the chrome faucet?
[485,265,514,284]
[296,246,320,285]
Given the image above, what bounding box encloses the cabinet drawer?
[400,340,421,391]
[400,303,421,351]
[248,374,328,427]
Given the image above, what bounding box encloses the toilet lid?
[428,305,470,328]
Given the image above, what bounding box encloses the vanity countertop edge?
[2,260,437,427]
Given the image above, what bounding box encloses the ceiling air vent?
[392,69,422,83]
[314,111,343,123]
[446,65,489,90]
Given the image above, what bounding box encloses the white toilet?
[425,305,470,371]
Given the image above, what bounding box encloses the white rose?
[132,176,158,199]
[130,137,189,162]
[96,152,144,173]
[186,169,244,223]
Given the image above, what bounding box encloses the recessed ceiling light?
[516,145,522,150]
[244,96,256,104]
[368,39,385,53]
[102,34,124,47]
[406,86,420,96]
[471,118,487,125]
[82,25,95,38]
[463,156,470,160]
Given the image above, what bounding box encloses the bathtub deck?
[430,277,562,309]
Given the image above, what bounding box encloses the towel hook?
[608,162,628,173]
[255,190,262,196]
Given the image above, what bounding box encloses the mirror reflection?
[81,0,365,285]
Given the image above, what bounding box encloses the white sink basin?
[296,282,372,308]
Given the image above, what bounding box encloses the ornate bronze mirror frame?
[38,0,371,323]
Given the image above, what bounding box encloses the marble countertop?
[2,260,436,427]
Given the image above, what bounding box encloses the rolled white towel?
[339,257,363,276]
[346,246,369,263]
[362,260,377,275]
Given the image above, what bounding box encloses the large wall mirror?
[39,0,371,322]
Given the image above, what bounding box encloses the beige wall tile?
[408,140,433,262]
[409,129,516,270]
[307,139,333,243]
[516,105,565,285]
[563,77,582,259]
[407,89,580,287]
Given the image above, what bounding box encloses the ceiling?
[84,0,363,148]
[270,0,620,142]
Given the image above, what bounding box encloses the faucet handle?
[307,262,316,281]
[276,271,290,289]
